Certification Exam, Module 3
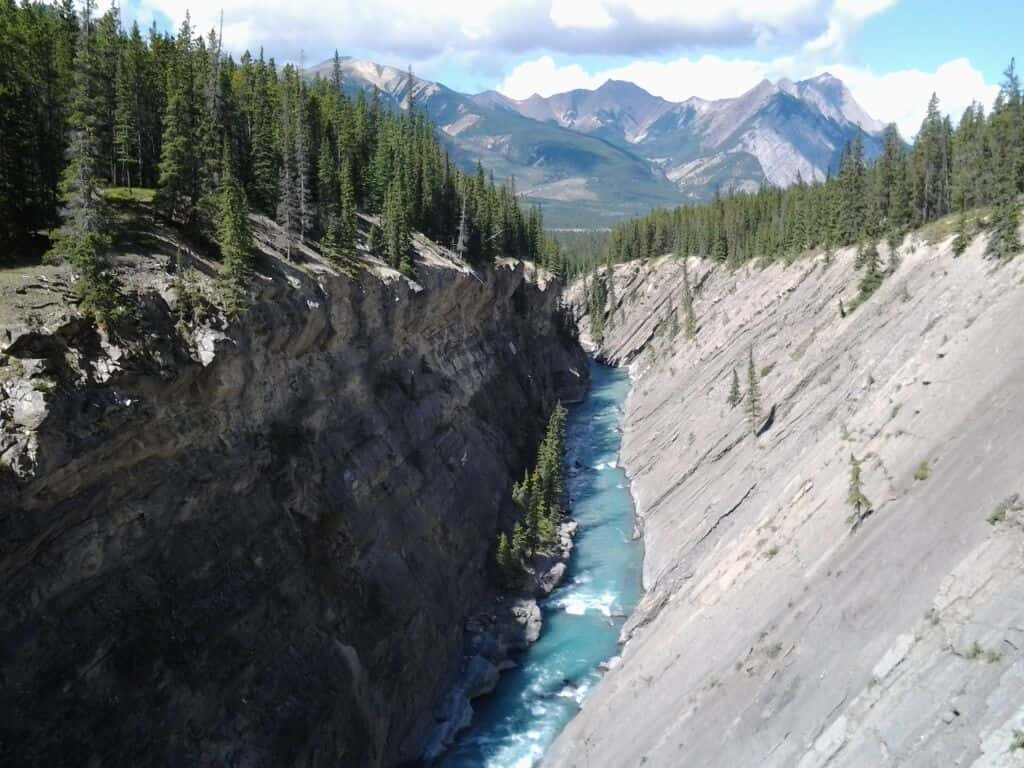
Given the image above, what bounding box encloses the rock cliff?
[552,229,1024,767]
[0,221,586,767]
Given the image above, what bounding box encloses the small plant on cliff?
[746,347,762,435]
[495,532,519,585]
[847,453,873,528]
[914,460,931,481]
[856,239,884,304]
[1011,728,1024,751]
[681,258,697,339]
[987,493,1023,525]
[952,212,971,256]
[587,267,608,346]
[727,368,742,407]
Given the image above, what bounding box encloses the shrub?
[987,494,1022,525]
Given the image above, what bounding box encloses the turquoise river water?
[442,360,643,767]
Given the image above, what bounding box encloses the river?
[442,360,642,767]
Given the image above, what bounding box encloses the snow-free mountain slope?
[310,57,887,225]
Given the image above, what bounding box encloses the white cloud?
[805,0,896,55]
[549,0,615,30]
[498,57,605,98]
[130,0,840,64]
[828,59,1000,137]
[497,53,998,137]
[498,54,799,101]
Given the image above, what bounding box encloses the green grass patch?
[914,461,931,482]
[106,187,156,203]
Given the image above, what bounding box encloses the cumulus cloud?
[125,0,996,138]
[805,0,896,55]
[829,59,1000,137]
[130,0,841,63]
[497,54,998,138]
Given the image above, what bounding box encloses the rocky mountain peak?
[311,55,887,226]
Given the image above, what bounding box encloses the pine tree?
[952,211,971,256]
[156,15,201,227]
[746,347,762,435]
[113,43,139,190]
[728,368,742,407]
[857,239,883,301]
[337,159,358,259]
[383,178,412,274]
[847,453,873,528]
[495,532,517,584]
[511,522,527,562]
[49,0,125,322]
[276,69,301,257]
[217,146,254,313]
[986,60,1023,260]
[248,52,279,214]
[681,257,697,338]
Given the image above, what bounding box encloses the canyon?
[0,220,586,767]
[551,227,1024,767]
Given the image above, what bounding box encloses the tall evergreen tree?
[746,347,762,435]
[49,0,124,321]
[217,145,254,311]
[680,256,696,339]
[155,14,201,227]
[727,368,742,407]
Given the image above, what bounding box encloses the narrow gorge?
[549,229,1024,767]
[0,223,587,767]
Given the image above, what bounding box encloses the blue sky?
[122,0,1016,137]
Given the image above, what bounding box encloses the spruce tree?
[383,178,412,273]
[857,239,883,301]
[987,193,1021,259]
[156,15,201,227]
[681,257,697,339]
[49,0,125,323]
[746,347,762,435]
[511,522,527,562]
[113,45,139,190]
[495,532,516,584]
[952,212,970,256]
[249,52,279,214]
[847,453,873,527]
[217,146,254,313]
[728,368,742,407]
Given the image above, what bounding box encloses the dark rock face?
[0,258,586,767]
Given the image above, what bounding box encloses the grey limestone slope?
[553,230,1024,767]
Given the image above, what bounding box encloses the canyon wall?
[552,231,1024,767]
[0,229,586,767]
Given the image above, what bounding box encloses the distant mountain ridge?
[308,58,887,227]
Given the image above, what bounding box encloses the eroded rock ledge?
[0,233,586,767]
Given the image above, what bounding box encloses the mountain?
[496,73,886,201]
[308,58,683,227]
[309,59,887,227]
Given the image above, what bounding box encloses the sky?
[122,0,1019,137]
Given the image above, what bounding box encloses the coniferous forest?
[0,0,559,319]
[579,63,1023,278]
